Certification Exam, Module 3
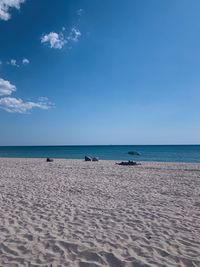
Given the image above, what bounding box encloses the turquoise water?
[0,145,200,163]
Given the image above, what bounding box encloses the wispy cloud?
[0,78,16,96]
[41,32,66,49]
[5,58,30,67]
[7,59,19,67]
[11,59,17,66]
[0,0,26,21]
[41,27,81,50]
[41,9,83,50]
[76,9,84,16]
[0,77,52,113]
[67,27,81,42]
[0,97,52,113]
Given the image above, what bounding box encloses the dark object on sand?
[85,156,92,161]
[117,161,138,166]
[46,158,54,162]
[92,157,99,161]
[128,151,141,156]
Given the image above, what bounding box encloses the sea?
[0,145,200,163]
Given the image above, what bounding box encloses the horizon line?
[0,144,200,147]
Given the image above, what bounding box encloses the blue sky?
[0,0,200,145]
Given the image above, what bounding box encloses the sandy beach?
[0,158,199,267]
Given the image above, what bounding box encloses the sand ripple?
[0,159,200,266]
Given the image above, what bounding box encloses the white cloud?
[0,97,52,113]
[10,59,17,66]
[0,0,25,21]
[0,78,16,96]
[41,27,81,49]
[0,77,52,113]
[22,58,29,64]
[6,59,19,67]
[41,32,66,49]
[68,27,81,42]
[11,59,18,66]
[5,58,29,67]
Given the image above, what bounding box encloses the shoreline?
[1,156,200,165]
[0,158,199,266]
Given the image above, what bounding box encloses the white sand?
[0,158,200,267]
